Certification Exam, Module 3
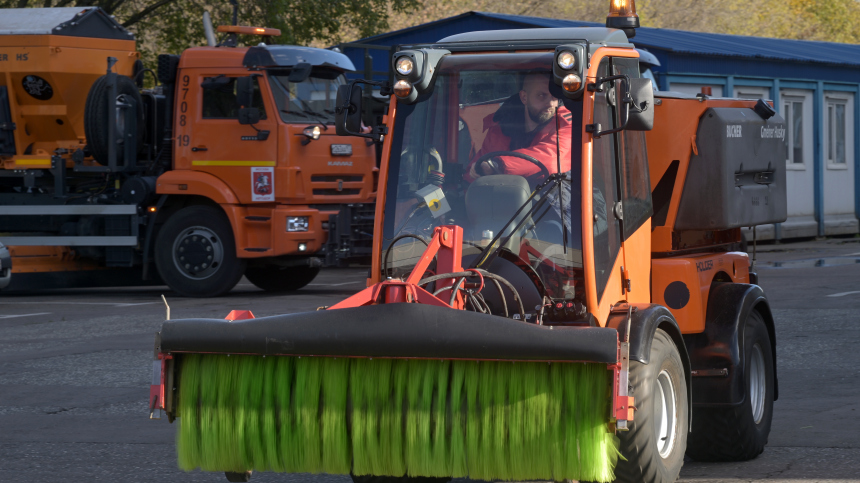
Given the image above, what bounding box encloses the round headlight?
[562,73,582,93]
[557,51,576,70]
[393,79,412,98]
[395,57,414,76]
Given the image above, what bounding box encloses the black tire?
[154,205,246,297]
[351,475,450,483]
[84,74,145,166]
[225,471,251,482]
[244,265,320,292]
[614,329,689,483]
[685,310,774,462]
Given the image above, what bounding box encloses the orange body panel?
[7,246,103,273]
[652,252,750,333]
[0,35,137,163]
[369,102,398,286]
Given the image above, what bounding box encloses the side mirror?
[238,107,261,125]
[335,83,363,136]
[236,76,254,108]
[624,78,654,131]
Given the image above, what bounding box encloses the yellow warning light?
[148,206,157,213]
[608,0,637,18]
[606,0,639,37]
[216,25,282,36]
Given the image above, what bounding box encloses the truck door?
[612,57,653,305]
[175,72,278,204]
[589,54,654,320]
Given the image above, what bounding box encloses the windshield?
[381,52,584,301]
[269,70,345,124]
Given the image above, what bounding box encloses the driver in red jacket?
[466,71,573,181]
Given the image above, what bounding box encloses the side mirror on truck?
[235,76,261,126]
[623,77,654,131]
[587,74,654,138]
[335,83,363,136]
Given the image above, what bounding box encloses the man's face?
[519,74,558,125]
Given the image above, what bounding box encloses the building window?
[826,99,846,165]
[783,99,804,165]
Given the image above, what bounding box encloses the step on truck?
[150,1,785,481]
[0,6,377,297]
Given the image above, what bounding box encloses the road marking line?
[308,281,364,287]
[826,291,860,298]
[0,312,51,319]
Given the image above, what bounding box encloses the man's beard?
[528,104,556,125]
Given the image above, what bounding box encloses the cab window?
[201,76,267,120]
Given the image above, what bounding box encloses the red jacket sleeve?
[495,114,573,178]
[465,108,573,181]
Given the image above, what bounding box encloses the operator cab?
[381,51,585,315]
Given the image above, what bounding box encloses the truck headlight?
[557,51,576,70]
[393,80,412,98]
[287,217,309,232]
[395,56,414,76]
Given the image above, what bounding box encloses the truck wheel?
[351,475,450,483]
[244,265,319,292]
[154,206,245,297]
[224,471,251,482]
[614,329,689,483]
[685,310,774,462]
[84,74,145,166]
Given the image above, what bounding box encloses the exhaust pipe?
[202,11,216,47]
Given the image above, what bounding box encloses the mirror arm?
[335,79,391,142]
[586,74,640,138]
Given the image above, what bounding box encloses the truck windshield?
[269,71,344,124]
[381,52,584,300]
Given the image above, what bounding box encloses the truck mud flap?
[159,303,619,363]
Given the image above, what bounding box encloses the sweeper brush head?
[176,354,619,482]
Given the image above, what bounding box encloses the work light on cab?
[395,56,414,76]
[394,79,413,98]
[563,73,582,92]
[557,50,576,70]
[606,0,639,37]
[300,125,321,145]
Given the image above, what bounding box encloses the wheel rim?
[750,343,766,424]
[171,226,223,280]
[654,369,678,458]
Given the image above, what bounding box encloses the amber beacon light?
[606,0,639,38]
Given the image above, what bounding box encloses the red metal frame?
[149,353,173,417]
[329,225,466,309]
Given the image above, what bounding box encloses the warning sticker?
[251,167,275,202]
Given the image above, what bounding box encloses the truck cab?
[0,7,377,297]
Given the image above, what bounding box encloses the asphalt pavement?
[0,237,858,482]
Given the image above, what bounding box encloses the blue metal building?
[339,11,860,240]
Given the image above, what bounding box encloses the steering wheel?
[472,151,551,180]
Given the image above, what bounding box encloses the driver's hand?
[468,161,482,179]
[469,160,495,179]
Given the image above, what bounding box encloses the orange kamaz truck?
[0,7,377,296]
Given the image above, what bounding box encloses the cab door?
[586,53,653,323]
[174,71,279,205]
